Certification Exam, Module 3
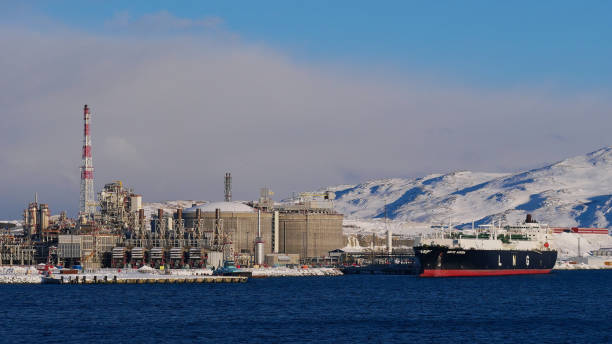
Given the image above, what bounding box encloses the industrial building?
[22,194,71,242]
[182,202,274,257]
[96,180,142,230]
[179,190,344,261]
[276,211,344,258]
[1,105,346,269]
[140,192,344,267]
[1,193,75,266]
[57,234,119,269]
[265,253,300,266]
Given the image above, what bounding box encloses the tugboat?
[414,214,557,277]
[41,269,61,284]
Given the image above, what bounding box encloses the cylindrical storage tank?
[131,195,142,212]
[29,206,37,228]
[23,210,29,227]
[40,204,50,231]
[181,202,267,255]
[207,251,224,269]
[255,237,265,265]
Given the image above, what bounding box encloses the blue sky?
[1,2,612,218]
[5,1,612,90]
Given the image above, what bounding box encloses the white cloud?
[101,136,140,161]
[0,14,611,218]
[105,10,224,31]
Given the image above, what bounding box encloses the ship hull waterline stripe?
[420,269,552,277]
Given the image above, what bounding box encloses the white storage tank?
[130,195,142,212]
[207,251,224,269]
[255,237,265,265]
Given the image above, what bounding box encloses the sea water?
[0,270,610,343]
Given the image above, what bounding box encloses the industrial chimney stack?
[79,104,95,217]
[224,172,232,202]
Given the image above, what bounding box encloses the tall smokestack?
[224,172,232,202]
[79,104,95,217]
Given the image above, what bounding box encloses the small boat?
[41,276,61,284]
[213,260,252,277]
[40,270,62,284]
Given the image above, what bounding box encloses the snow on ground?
[554,262,612,270]
[0,266,42,284]
[97,267,212,276]
[241,267,342,277]
[343,219,432,237]
[142,200,206,220]
[124,267,341,278]
[0,220,22,226]
[50,268,214,282]
[0,265,342,283]
[328,172,508,220]
[0,266,341,283]
[167,268,212,276]
[551,232,612,258]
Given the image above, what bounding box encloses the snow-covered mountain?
[327,147,612,228]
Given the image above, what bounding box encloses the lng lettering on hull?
[415,215,558,277]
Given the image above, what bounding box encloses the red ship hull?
[420,268,552,277]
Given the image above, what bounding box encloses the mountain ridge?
[325,147,612,228]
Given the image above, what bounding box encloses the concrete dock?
[44,274,247,284]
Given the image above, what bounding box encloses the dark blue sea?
[1,270,610,343]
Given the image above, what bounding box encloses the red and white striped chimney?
[79,104,95,216]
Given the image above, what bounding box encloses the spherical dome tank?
[183,201,254,214]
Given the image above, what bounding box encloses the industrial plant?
[0,105,345,270]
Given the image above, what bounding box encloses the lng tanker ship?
[414,215,557,277]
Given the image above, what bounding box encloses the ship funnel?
[526,214,537,223]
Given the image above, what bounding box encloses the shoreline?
[0,265,344,284]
